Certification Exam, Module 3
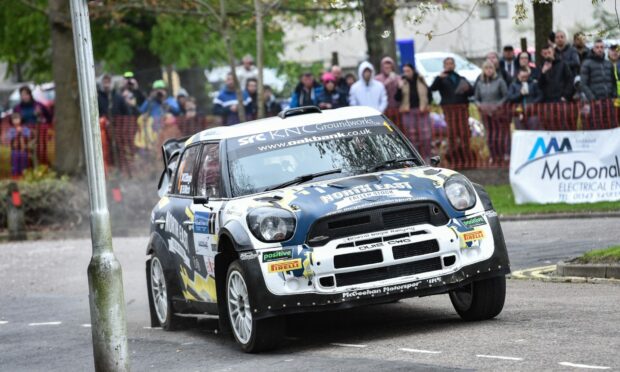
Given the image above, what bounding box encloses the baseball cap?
[123,71,134,78]
[321,72,336,83]
[152,80,166,89]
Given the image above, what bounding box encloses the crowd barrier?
[1,99,618,179]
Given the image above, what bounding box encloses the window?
[174,146,200,195]
[196,143,221,198]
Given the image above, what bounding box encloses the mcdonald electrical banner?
[509,128,620,204]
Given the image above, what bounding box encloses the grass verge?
[574,246,620,264]
[485,184,620,216]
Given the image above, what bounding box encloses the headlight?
[444,175,476,210]
[247,207,296,242]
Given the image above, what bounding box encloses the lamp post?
[69,1,130,370]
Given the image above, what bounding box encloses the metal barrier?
[1,99,619,179]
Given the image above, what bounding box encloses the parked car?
[147,105,510,352]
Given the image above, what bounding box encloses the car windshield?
[226,115,420,197]
[418,55,477,73]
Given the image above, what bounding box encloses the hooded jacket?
[375,56,401,110]
[349,61,388,112]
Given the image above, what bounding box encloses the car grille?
[333,250,383,269]
[307,202,448,247]
[392,240,440,259]
[335,257,443,287]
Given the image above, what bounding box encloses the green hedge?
[0,179,89,228]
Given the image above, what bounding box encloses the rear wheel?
[449,275,506,321]
[148,255,194,330]
[226,260,284,352]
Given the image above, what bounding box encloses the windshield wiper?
[265,169,343,191]
[367,157,418,173]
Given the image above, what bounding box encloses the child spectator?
[7,112,32,178]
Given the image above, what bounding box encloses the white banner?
[509,128,620,204]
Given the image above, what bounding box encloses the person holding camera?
[122,71,146,107]
[139,80,180,131]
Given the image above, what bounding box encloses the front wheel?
[226,260,284,352]
[449,275,506,321]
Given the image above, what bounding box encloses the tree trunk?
[254,0,265,119]
[178,66,209,112]
[362,0,397,71]
[219,0,246,123]
[533,1,553,67]
[49,0,84,176]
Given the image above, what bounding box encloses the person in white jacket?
[349,61,388,112]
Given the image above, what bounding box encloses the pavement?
[1,217,619,371]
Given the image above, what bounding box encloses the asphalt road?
[1,217,619,371]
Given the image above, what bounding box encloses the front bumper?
[241,210,510,319]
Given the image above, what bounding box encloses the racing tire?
[449,275,506,321]
[225,260,285,353]
[147,255,195,331]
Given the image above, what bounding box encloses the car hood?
[247,166,466,246]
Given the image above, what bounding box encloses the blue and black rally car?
[147,106,510,352]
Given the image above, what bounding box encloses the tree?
[533,1,553,67]
[362,0,397,70]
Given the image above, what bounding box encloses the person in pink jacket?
[375,56,401,112]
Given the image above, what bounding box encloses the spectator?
[475,60,509,164]
[429,57,473,105]
[244,78,258,119]
[13,86,51,125]
[573,32,591,64]
[176,88,189,116]
[289,72,322,108]
[318,72,347,109]
[500,45,518,82]
[119,88,140,115]
[140,80,180,130]
[184,98,197,118]
[349,61,388,112]
[508,68,543,130]
[555,31,581,76]
[213,73,250,126]
[517,51,541,82]
[263,85,280,116]
[6,112,32,178]
[539,45,573,102]
[236,54,258,90]
[580,39,616,100]
[430,57,473,166]
[508,68,543,105]
[394,63,432,159]
[486,51,511,85]
[375,56,401,113]
[331,65,350,95]
[345,73,356,88]
[122,71,146,107]
[609,45,620,105]
[580,40,616,129]
[97,74,126,118]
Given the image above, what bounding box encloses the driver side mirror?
[193,196,209,205]
[430,156,441,167]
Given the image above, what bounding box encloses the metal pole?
[69,1,130,371]
[492,0,502,53]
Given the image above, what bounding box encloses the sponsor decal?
[460,216,486,228]
[165,211,189,246]
[319,182,413,209]
[342,226,416,243]
[240,251,259,261]
[194,212,216,235]
[460,229,485,243]
[386,237,412,245]
[262,249,293,262]
[357,242,383,250]
[342,281,422,299]
[485,210,498,218]
[268,258,302,273]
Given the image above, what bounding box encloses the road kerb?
[509,265,620,284]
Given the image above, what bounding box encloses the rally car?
[146,105,510,352]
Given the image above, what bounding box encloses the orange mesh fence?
[1,101,619,179]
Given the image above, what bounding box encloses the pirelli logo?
[461,230,485,242]
[267,258,302,273]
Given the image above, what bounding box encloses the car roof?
[187,106,383,145]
